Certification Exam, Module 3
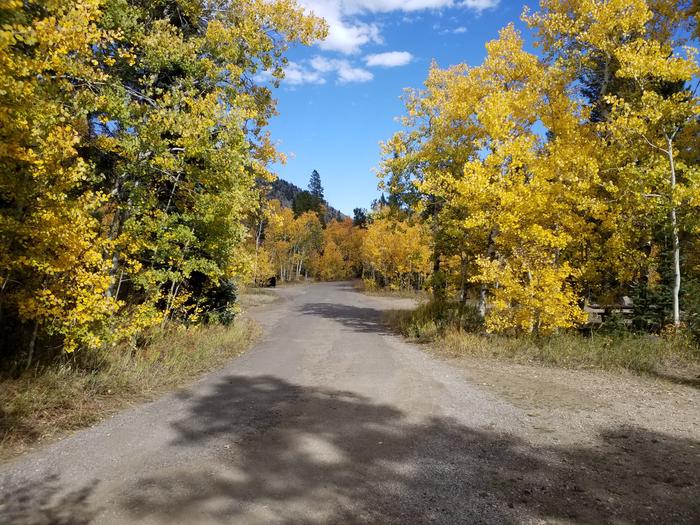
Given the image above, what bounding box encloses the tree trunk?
[477,287,488,319]
[115,270,124,300]
[477,228,497,318]
[432,254,444,301]
[596,53,614,122]
[458,256,468,307]
[0,272,9,329]
[429,194,446,302]
[255,222,263,250]
[162,278,179,327]
[668,136,681,327]
[105,209,122,298]
[26,319,39,370]
[105,176,128,299]
[253,220,265,284]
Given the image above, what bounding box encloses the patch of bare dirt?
[433,355,699,523]
[445,356,699,443]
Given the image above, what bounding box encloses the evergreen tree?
[353,208,368,228]
[308,170,324,200]
[293,191,322,218]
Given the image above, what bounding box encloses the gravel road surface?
[0,282,697,524]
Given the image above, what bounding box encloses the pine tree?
[353,208,368,228]
[293,191,321,217]
[308,170,324,200]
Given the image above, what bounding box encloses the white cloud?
[310,56,339,73]
[438,25,468,34]
[298,0,499,54]
[299,1,381,55]
[252,69,274,84]
[283,62,326,85]
[255,57,373,86]
[337,64,374,83]
[346,1,460,12]
[310,56,374,83]
[365,51,413,67]
[460,0,499,12]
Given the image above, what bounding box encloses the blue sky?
[264,0,532,215]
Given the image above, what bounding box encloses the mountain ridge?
[268,178,347,222]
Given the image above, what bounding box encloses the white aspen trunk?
[255,220,264,250]
[253,220,264,284]
[477,287,487,318]
[161,278,178,327]
[668,136,681,327]
[478,228,497,319]
[114,270,124,300]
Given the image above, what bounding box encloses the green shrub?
[683,278,700,343]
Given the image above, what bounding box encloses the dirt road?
[1,282,698,524]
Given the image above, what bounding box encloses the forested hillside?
[267,177,346,223]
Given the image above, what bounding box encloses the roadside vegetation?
[238,287,281,309]
[0,0,325,368]
[0,0,322,459]
[386,302,700,378]
[353,279,428,299]
[326,1,700,379]
[0,320,259,460]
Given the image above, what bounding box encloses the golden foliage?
[379,1,699,334]
[361,214,432,291]
[0,0,325,360]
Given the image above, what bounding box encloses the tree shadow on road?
[0,472,98,525]
[299,302,395,335]
[120,375,699,524]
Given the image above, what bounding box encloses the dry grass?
[0,319,259,461]
[353,279,429,299]
[385,304,700,379]
[239,288,280,308]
